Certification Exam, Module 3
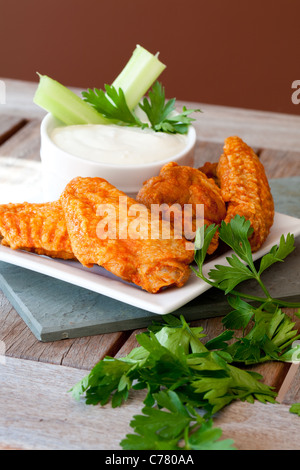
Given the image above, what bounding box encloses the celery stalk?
[112,45,166,110]
[33,74,109,125]
[33,45,166,125]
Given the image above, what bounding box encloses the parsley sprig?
[82,84,144,128]
[290,403,300,416]
[193,215,298,307]
[82,81,200,134]
[121,390,235,450]
[192,215,300,364]
[70,314,277,450]
[70,215,300,449]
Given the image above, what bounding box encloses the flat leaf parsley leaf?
[121,390,235,450]
[82,81,201,134]
[70,314,276,450]
[192,215,300,309]
[70,216,300,450]
[82,84,143,127]
[289,403,300,417]
[139,81,201,134]
[192,215,300,364]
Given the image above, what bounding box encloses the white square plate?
[0,212,300,314]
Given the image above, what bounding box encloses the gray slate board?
[0,177,300,342]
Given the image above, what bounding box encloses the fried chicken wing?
[60,177,194,293]
[217,136,274,251]
[198,162,219,185]
[136,162,226,254]
[0,201,74,259]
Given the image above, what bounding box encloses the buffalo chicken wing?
[136,162,226,254]
[0,201,75,259]
[60,177,194,293]
[216,136,274,252]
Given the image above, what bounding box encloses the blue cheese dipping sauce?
[40,113,195,200]
[51,124,188,166]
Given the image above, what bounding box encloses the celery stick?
[112,44,166,109]
[33,45,166,125]
[33,74,109,125]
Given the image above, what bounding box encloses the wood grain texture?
[0,356,146,450]
[0,357,299,451]
[260,148,300,180]
[214,401,300,450]
[114,328,146,358]
[193,140,223,168]
[189,100,300,152]
[0,78,46,120]
[1,295,296,390]
[0,115,27,145]
[283,366,300,404]
[0,119,41,161]
[278,364,300,404]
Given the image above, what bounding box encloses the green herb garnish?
[33,45,166,126]
[34,45,200,134]
[289,403,300,416]
[82,84,144,127]
[192,216,300,364]
[70,313,275,450]
[138,81,201,133]
[121,390,236,450]
[83,81,201,134]
[70,215,300,450]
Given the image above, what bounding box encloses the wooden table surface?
[0,78,299,450]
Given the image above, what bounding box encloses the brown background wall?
[0,0,299,115]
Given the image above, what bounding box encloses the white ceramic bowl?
[40,113,196,201]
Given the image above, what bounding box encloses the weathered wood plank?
[260,148,300,179]
[194,140,223,168]
[0,115,27,145]
[114,328,146,358]
[59,332,131,370]
[277,364,300,404]
[283,366,300,404]
[0,291,130,370]
[0,356,298,450]
[0,78,46,120]
[189,100,300,152]
[0,119,41,161]
[0,356,145,450]
[214,400,300,450]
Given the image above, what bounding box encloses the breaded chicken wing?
[60,177,194,293]
[198,162,219,185]
[0,201,75,259]
[136,162,226,254]
[217,136,274,252]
